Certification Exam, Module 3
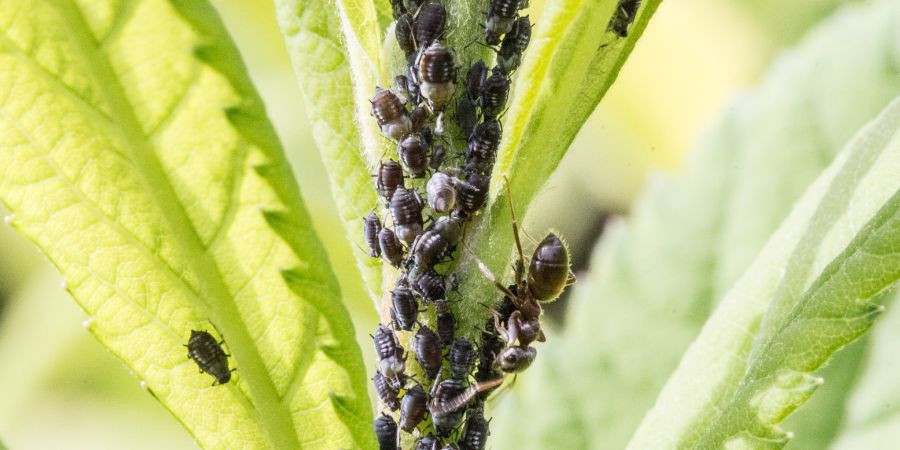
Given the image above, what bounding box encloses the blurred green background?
[0,0,856,447]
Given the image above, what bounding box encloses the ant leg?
[505,310,524,346]
[464,240,517,300]
[566,272,577,286]
[493,311,512,344]
[503,176,526,286]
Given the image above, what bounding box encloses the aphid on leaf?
[430,145,447,170]
[413,268,447,302]
[376,159,405,205]
[373,370,401,410]
[400,384,429,432]
[375,413,399,450]
[427,172,456,213]
[465,120,501,175]
[414,325,443,379]
[371,88,412,141]
[390,187,425,244]
[485,0,520,45]
[396,13,417,59]
[479,68,510,119]
[379,227,404,268]
[416,434,440,450]
[399,134,429,178]
[497,16,532,73]
[186,330,233,385]
[414,2,447,48]
[374,325,407,384]
[391,282,420,331]
[448,338,476,380]
[608,0,641,37]
[429,377,504,434]
[459,402,490,450]
[455,173,490,214]
[456,97,479,139]
[435,299,456,346]
[415,43,457,110]
[465,60,488,100]
[364,212,383,257]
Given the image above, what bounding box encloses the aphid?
[479,69,510,119]
[465,120,501,175]
[371,88,412,141]
[376,160,405,204]
[456,96,478,139]
[389,0,407,19]
[414,325,443,379]
[416,435,440,450]
[435,300,456,346]
[429,213,463,247]
[411,229,451,269]
[414,2,447,48]
[497,16,532,73]
[375,413,399,450]
[374,325,407,383]
[411,106,430,132]
[465,60,488,100]
[448,338,475,380]
[427,172,456,213]
[399,134,429,178]
[415,43,457,110]
[458,404,490,450]
[391,283,419,331]
[430,145,447,170]
[379,227,404,268]
[396,13,416,59]
[455,173,490,214]
[414,269,447,302]
[390,187,424,244]
[485,0,520,45]
[363,213,383,257]
[373,370,401,410]
[186,330,232,385]
[399,384,428,432]
[406,65,422,103]
[608,0,641,37]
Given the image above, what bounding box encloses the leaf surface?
[0,1,371,448]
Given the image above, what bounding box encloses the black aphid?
[430,145,447,170]
[376,159,405,204]
[430,213,463,247]
[456,173,490,214]
[458,404,490,450]
[448,338,475,380]
[608,0,641,37]
[414,2,447,48]
[374,325,407,383]
[414,325,443,379]
[398,134,429,178]
[379,227,404,268]
[391,283,419,331]
[375,413,399,450]
[414,269,447,302]
[364,212,383,258]
[497,16,531,73]
[415,43,456,110]
[396,13,417,59]
[371,88,411,141]
[485,0,520,45]
[465,120,501,175]
[399,384,428,432]
[411,106,430,132]
[465,60,488,100]
[479,69,510,119]
[411,229,451,271]
[435,300,456,346]
[187,330,232,385]
[390,187,424,244]
[373,370,401,410]
[456,97,478,139]
[416,435,440,450]
[389,0,407,19]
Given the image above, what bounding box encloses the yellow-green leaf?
[0,1,371,448]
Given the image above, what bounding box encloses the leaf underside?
[0,0,370,448]
[490,2,900,448]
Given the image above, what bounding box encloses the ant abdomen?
[527,233,570,301]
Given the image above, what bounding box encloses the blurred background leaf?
[491,1,900,448]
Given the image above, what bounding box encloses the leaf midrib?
[45,1,301,447]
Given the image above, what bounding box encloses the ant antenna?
[503,176,526,284]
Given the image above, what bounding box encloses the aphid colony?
[364,0,573,447]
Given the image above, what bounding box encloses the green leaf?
[490,2,900,448]
[629,96,900,447]
[275,0,384,307]
[455,0,664,338]
[0,1,371,448]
